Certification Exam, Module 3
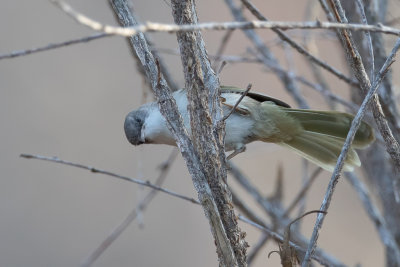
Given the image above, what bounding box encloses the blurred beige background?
[1,0,394,266]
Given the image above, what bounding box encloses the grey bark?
[110,0,247,266]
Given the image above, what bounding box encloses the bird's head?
[124,109,148,146]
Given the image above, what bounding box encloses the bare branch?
[110,0,246,266]
[355,0,375,81]
[212,29,235,71]
[20,153,198,204]
[50,1,400,37]
[170,0,248,265]
[0,33,109,60]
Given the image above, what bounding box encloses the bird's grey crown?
[124,109,148,146]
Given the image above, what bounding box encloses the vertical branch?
[109,1,245,266]
[170,1,248,266]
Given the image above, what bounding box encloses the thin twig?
[218,61,228,75]
[212,29,235,71]
[355,0,375,82]
[302,37,400,267]
[80,149,178,267]
[51,1,400,37]
[20,153,198,204]
[0,33,109,60]
[221,83,252,121]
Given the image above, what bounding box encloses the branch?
[50,1,400,37]
[0,33,109,60]
[20,153,198,204]
[170,0,248,265]
[109,1,243,266]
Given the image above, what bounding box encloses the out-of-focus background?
[1,0,399,266]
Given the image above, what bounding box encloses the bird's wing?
[220,85,291,108]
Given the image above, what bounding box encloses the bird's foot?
[227,145,246,160]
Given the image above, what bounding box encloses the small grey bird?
[124,86,375,172]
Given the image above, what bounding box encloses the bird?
[124,86,375,172]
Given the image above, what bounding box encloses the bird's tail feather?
[281,131,360,172]
[285,109,374,148]
[279,109,375,172]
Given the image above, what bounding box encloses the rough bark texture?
[109,0,248,266]
[170,1,248,266]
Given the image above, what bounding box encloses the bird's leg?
[227,144,246,160]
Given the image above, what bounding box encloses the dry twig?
[51,1,400,37]
[0,33,109,60]
[20,153,197,204]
